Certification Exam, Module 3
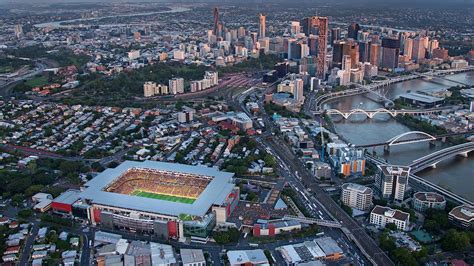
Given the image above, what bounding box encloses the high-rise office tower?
[342,55,352,71]
[331,28,341,44]
[301,17,311,36]
[290,21,301,35]
[403,38,413,60]
[370,43,381,67]
[359,41,370,63]
[308,35,318,56]
[313,17,328,79]
[213,7,219,36]
[347,22,360,40]
[381,37,400,70]
[294,78,304,102]
[332,40,345,68]
[428,39,439,57]
[259,14,266,39]
[343,40,359,68]
[412,36,428,61]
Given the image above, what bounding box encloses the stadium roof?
[80,160,235,217]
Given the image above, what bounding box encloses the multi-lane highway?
[229,82,392,265]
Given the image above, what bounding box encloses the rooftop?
[80,160,235,217]
[314,237,344,256]
[399,92,445,104]
[371,205,410,221]
[227,249,269,265]
[342,183,372,194]
[414,192,445,203]
[449,205,474,222]
[181,249,205,264]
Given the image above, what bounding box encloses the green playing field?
[131,190,195,204]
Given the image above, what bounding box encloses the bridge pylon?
[383,144,390,153]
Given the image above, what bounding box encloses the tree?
[441,229,471,252]
[392,248,418,266]
[25,185,44,197]
[385,223,398,231]
[18,209,33,219]
[212,228,240,245]
[379,233,396,253]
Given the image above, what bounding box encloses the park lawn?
[131,190,195,204]
[26,76,49,87]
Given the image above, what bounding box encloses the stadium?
[63,161,239,241]
[104,167,212,204]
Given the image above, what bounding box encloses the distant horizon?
[0,0,473,7]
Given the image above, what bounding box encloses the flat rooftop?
[80,161,235,217]
[399,92,444,104]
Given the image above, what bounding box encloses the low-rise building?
[370,205,410,231]
[448,205,474,229]
[252,220,301,237]
[227,249,269,266]
[181,249,206,266]
[412,192,446,212]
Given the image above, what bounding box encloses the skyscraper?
[347,22,360,40]
[342,55,352,71]
[343,40,359,68]
[213,7,219,36]
[259,14,266,39]
[403,38,413,60]
[370,43,381,67]
[312,17,328,79]
[381,37,400,71]
[308,35,318,56]
[359,40,370,63]
[332,40,345,68]
[290,21,300,35]
[412,36,428,61]
[331,28,341,44]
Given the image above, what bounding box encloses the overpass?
[365,153,473,206]
[322,107,446,119]
[314,88,367,111]
[409,142,474,172]
[283,215,342,228]
[414,72,471,87]
[414,66,474,87]
[356,130,474,150]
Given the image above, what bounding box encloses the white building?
[127,50,140,61]
[169,78,185,94]
[341,183,373,211]
[413,192,446,212]
[143,82,169,97]
[227,250,269,266]
[370,205,410,231]
[376,165,410,201]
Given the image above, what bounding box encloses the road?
[260,133,393,265]
[0,61,47,98]
[18,220,40,265]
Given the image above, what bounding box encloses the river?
[34,6,191,28]
[324,71,474,201]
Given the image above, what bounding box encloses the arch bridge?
[323,108,445,119]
